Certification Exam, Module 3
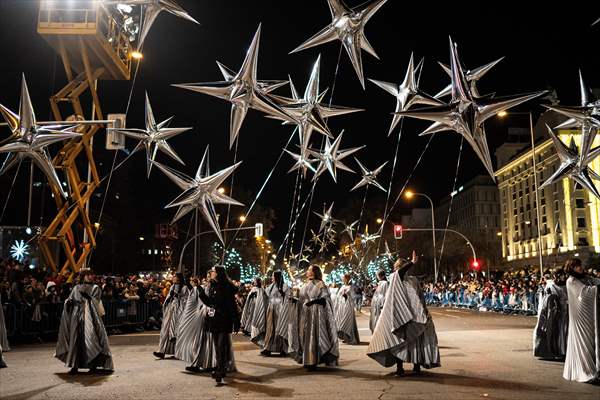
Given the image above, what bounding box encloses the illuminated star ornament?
[434,56,504,99]
[284,148,316,178]
[272,55,362,152]
[0,75,80,198]
[110,92,192,177]
[351,158,387,192]
[369,53,441,135]
[106,0,200,47]
[545,70,600,166]
[10,239,30,262]
[397,38,546,180]
[173,25,293,148]
[152,151,243,244]
[342,220,358,241]
[314,202,340,232]
[291,0,388,88]
[539,125,600,199]
[308,131,364,182]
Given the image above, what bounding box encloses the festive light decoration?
[10,239,30,262]
[210,242,260,282]
[326,262,352,285]
[366,254,393,282]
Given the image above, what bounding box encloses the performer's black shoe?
[260,350,271,356]
[211,371,224,384]
[153,352,165,359]
[88,367,97,374]
[186,366,200,373]
[306,365,317,372]
[395,367,405,376]
[413,364,421,374]
[68,367,78,375]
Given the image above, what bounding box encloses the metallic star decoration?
[290,0,388,88]
[593,17,600,26]
[270,55,362,151]
[545,70,600,168]
[434,56,504,99]
[284,147,317,178]
[539,125,600,199]
[342,220,358,241]
[173,25,294,148]
[314,202,340,232]
[110,92,191,178]
[397,38,546,180]
[152,155,243,244]
[107,0,199,47]
[0,75,80,199]
[360,232,380,245]
[308,131,364,182]
[309,229,323,245]
[351,158,387,192]
[369,53,441,135]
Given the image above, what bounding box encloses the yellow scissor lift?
[36,1,134,278]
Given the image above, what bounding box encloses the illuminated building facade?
[495,129,600,267]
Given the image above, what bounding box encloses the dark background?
[0,0,598,272]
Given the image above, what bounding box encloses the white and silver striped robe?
[0,343,6,368]
[0,293,9,351]
[534,280,568,360]
[175,285,236,371]
[157,284,189,356]
[296,280,339,367]
[240,286,263,334]
[563,276,600,382]
[260,283,292,353]
[335,284,360,345]
[370,280,389,333]
[367,271,440,369]
[250,288,269,347]
[55,284,113,370]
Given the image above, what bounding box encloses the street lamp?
[376,218,383,224]
[130,51,143,60]
[404,189,438,282]
[239,215,246,223]
[139,236,145,241]
[218,187,225,194]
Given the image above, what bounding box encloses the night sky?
[0,1,599,258]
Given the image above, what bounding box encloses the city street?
[1,308,598,400]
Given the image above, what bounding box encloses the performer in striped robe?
[240,278,264,336]
[0,293,9,353]
[562,258,600,383]
[175,280,236,373]
[370,270,389,333]
[257,271,293,356]
[154,272,190,359]
[296,265,339,370]
[335,274,360,345]
[367,251,440,375]
[55,270,114,374]
[534,273,568,360]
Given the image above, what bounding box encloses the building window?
[577,217,587,229]
[575,198,585,209]
[577,236,589,247]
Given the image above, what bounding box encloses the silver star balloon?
[434,56,504,99]
[351,158,387,192]
[106,0,199,47]
[308,131,364,182]
[540,125,600,199]
[0,75,81,199]
[270,55,363,151]
[110,92,191,178]
[152,156,244,244]
[397,38,546,180]
[342,220,358,241]
[545,70,599,169]
[360,232,380,245]
[383,240,393,258]
[314,202,340,232]
[369,53,442,135]
[173,25,294,148]
[593,17,600,26]
[290,0,388,88]
[284,148,317,178]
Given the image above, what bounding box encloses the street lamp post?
[405,190,438,282]
[497,111,545,277]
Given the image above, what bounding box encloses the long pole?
[529,112,545,277]
[27,162,34,226]
[413,193,438,282]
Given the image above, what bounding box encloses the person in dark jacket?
[196,265,239,385]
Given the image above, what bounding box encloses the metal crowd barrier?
[4,300,163,338]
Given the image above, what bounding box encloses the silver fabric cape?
[0,294,9,351]
[563,276,600,382]
[249,287,269,347]
[55,284,114,370]
[369,280,389,333]
[157,284,189,355]
[367,271,440,369]
[175,286,235,371]
[262,283,298,354]
[334,284,360,344]
[534,280,568,360]
[240,286,262,334]
[296,280,339,367]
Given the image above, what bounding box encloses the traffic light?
[393,225,403,239]
[471,259,480,271]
